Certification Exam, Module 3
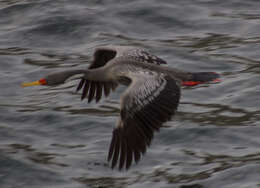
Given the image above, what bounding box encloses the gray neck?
[45,67,112,86]
[45,69,86,86]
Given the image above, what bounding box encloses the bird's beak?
[21,78,47,87]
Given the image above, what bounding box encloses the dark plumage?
[22,45,220,170]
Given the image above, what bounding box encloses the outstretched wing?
[121,47,167,66]
[76,47,118,102]
[107,72,181,170]
[76,46,167,102]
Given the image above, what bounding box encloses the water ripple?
[1,0,260,188]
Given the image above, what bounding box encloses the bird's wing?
[107,72,181,170]
[76,46,118,102]
[77,46,167,102]
[121,48,167,66]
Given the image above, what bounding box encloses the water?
[1,0,260,187]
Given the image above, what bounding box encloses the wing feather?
[126,49,167,65]
[81,80,90,100]
[108,73,180,170]
[76,46,167,102]
[76,78,85,92]
[88,81,96,103]
[95,82,103,102]
[125,136,133,169]
[103,82,111,97]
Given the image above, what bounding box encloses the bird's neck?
[83,67,113,82]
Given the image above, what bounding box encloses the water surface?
[1,0,260,188]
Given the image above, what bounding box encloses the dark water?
[1,0,260,187]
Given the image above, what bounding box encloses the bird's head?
[22,78,48,87]
[22,70,85,87]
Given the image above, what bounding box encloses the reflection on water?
[74,176,128,188]
[179,102,259,126]
[212,11,260,20]
[0,143,68,167]
[0,47,32,55]
[2,140,260,187]
[1,0,260,188]
[73,148,260,187]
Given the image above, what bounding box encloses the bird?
[22,45,220,170]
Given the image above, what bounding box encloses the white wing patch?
[123,49,167,65]
[108,72,181,170]
[125,72,167,116]
[77,46,167,102]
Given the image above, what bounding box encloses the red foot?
[182,81,202,86]
[182,78,221,86]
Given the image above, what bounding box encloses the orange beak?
[21,78,47,87]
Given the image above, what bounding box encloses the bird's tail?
[182,72,221,86]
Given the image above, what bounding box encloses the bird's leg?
[182,72,221,86]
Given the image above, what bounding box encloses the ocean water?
[0,0,260,188]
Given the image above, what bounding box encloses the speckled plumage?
[24,45,220,170]
[76,45,182,170]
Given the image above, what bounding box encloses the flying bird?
[22,45,220,170]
